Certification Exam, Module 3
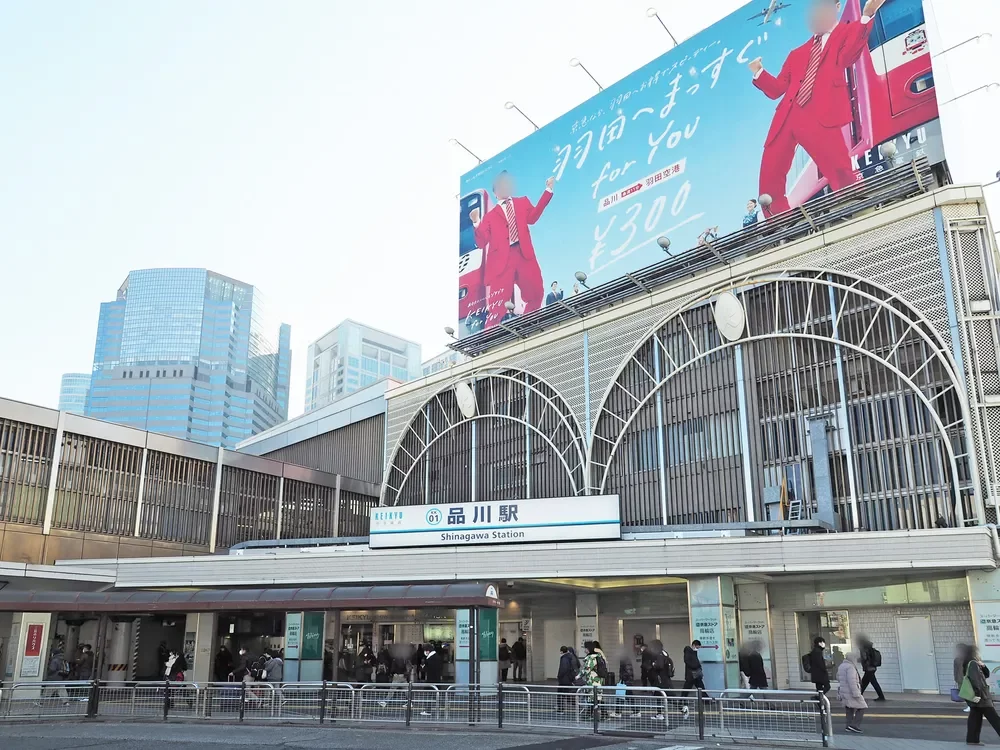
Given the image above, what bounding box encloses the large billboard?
[457,0,942,338]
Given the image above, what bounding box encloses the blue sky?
[0,0,996,417]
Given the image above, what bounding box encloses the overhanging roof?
[0,583,502,613]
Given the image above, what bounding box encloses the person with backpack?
[577,641,607,719]
[512,637,527,682]
[857,637,886,701]
[498,638,511,682]
[804,637,831,694]
[740,640,769,691]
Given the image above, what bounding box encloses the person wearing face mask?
[806,637,831,694]
[683,640,706,694]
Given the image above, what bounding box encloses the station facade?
[4,177,1000,696]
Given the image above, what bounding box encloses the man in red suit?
[471,171,554,329]
[748,0,887,217]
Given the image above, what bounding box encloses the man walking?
[512,637,527,682]
[683,640,706,694]
[806,637,832,694]
[858,637,886,701]
[748,0,889,217]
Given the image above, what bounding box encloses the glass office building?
[57,373,91,415]
[86,269,291,448]
[305,320,421,412]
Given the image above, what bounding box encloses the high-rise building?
[304,320,421,412]
[85,268,291,448]
[57,372,91,414]
[421,350,463,377]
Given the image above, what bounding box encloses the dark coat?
[557,652,575,686]
[741,652,768,689]
[808,646,829,684]
[512,640,527,661]
[683,646,703,681]
[76,651,95,681]
[966,660,993,708]
[859,643,879,673]
[424,652,443,683]
[214,649,233,681]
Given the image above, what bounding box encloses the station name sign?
[368,496,621,549]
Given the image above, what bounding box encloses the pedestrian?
[356,642,374,683]
[512,637,527,682]
[963,645,1000,745]
[423,644,443,684]
[805,637,831,695]
[411,643,425,683]
[592,640,610,684]
[214,645,233,682]
[230,647,254,683]
[577,641,607,720]
[639,642,652,687]
[375,646,392,684]
[740,640,769,691]
[41,643,71,704]
[157,641,169,679]
[557,645,575,712]
[858,637,886,701]
[956,643,972,714]
[390,648,408,686]
[165,649,187,681]
[262,651,283,684]
[498,638,511,682]
[77,644,95,682]
[837,650,868,735]
[683,640,706,695]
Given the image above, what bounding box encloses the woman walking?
[964,645,1000,746]
[836,651,867,734]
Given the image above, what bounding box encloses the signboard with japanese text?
[691,606,723,663]
[456,0,942,338]
[285,613,302,660]
[368,495,620,549]
[20,623,44,678]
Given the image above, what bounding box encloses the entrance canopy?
[0,583,502,614]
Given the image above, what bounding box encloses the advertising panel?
[21,623,44,678]
[369,495,621,549]
[457,0,941,338]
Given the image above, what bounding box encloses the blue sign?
[456,0,942,338]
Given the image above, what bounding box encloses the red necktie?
[796,35,824,107]
[502,199,519,245]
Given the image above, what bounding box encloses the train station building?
[3,170,1000,697]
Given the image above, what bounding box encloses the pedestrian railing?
[0,680,833,746]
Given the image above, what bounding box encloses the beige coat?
[837,657,868,710]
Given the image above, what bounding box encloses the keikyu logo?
[426,508,443,526]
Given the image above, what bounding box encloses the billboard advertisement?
[457,0,942,338]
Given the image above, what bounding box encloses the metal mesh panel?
[280,478,337,539]
[337,489,377,537]
[0,417,54,525]
[385,371,585,506]
[52,432,142,535]
[216,466,278,547]
[139,450,214,545]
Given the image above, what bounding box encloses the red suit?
[754,19,872,217]
[473,190,552,329]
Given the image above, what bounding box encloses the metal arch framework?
[382,369,587,506]
[590,270,978,524]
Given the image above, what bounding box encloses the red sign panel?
[24,624,43,657]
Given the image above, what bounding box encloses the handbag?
[951,687,963,702]
[959,663,978,702]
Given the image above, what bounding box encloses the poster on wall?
[974,601,1000,690]
[302,613,325,661]
[455,0,942,338]
[456,610,471,661]
[285,613,303,660]
[739,610,772,661]
[20,623,43,678]
[691,605,722,663]
[723,606,739,663]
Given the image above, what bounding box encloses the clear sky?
[0,0,997,419]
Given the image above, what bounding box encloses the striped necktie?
[795,35,824,107]
[502,199,519,245]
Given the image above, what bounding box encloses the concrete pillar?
[183,613,217,683]
[107,621,132,683]
[736,583,774,686]
[968,570,1000,693]
[576,593,599,653]
[688,576,739,690]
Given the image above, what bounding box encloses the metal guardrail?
[0,680,833,745]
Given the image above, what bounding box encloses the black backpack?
[801,653,812,673]
[595,654,609,680]
[869,648,882,668]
